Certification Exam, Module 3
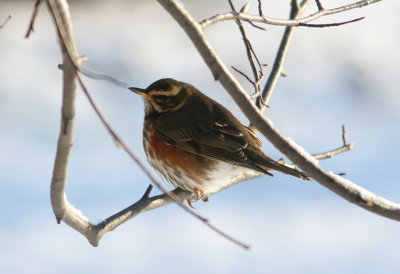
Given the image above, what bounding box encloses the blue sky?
[1,0,399,273]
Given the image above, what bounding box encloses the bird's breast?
[143,122,212,186]
[142,121,264,194]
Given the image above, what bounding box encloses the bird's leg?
[187,199,195,208]
[193,188,204,201]
[186,188,204,208]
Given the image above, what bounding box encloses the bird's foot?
[186,188,204,208]
[193,188,204,201]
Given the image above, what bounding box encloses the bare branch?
[257,0,263,16]
[47,0,80,226]
[89,188,192,246]
[315,0,324,11]
[279,126,353,170]
[342,124,348,146]
[199,0,382,29]
[291,2,300,17]
[245,39,265,88]
[226,0,269,106]
[0,13,12,29]
[58,56,131,89]
[231,65,268,109]
[227,0,260,90]
[46,0,249,249]
[313,126,354,160]
[232,66,255,87]
[245,20,267,30]
[257,0,363,112]
[157,0,400,222]
[25,0,43,38]
[79,66,130,89]
[298,16,365,28]
[257,0,313,112]
[313,144,354,160]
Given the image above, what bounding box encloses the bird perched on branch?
[130,78,309,205]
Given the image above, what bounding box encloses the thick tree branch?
[48,0,80,225]
[157,0,400,221]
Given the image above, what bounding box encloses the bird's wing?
[154,100,270,174]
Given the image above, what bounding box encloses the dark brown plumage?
[130,78,308,200]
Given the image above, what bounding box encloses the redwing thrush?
[129,78,309,202]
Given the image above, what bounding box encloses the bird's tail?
[249,150,310,181]
[263,159,310,181]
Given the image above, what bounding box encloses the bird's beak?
[129,87,148,98]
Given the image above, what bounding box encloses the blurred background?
[1,0,399,273]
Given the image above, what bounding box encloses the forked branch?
[46,0,249,249]
[258,0,313,111]
[313,125,354,160]
[158,0,400,222]
[199,0,381,29]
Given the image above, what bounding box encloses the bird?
[129,78,309,204]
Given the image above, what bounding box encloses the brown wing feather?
[154,89,308,180]
[154,92,270,174]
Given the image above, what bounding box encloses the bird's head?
[129,78,191,114]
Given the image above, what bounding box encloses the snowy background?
[1,0,399,273]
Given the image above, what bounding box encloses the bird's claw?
[186,188,204,208]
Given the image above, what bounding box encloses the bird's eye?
[153,95,169,101]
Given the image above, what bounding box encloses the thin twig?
[80,67,130,89]
[342,125,348,145]
[279,125,354,167]
[313,125,354,160]
[199,0,382,29]
[231,65,268,108]
[257,0,263,16]
[246,20,267,30]
[278,126,353,169]
[315,0,324,11]
[142,184,154,199]
[298,16,365,27]
[226,1,266,103]
[257,0,313,111]
[0,13,12,29]
[25,0,43,38]
[227,0,260,91]
[232,66,255,87]
[313,144,354,160]
[245,39,265,91]
[58,57,131,88]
